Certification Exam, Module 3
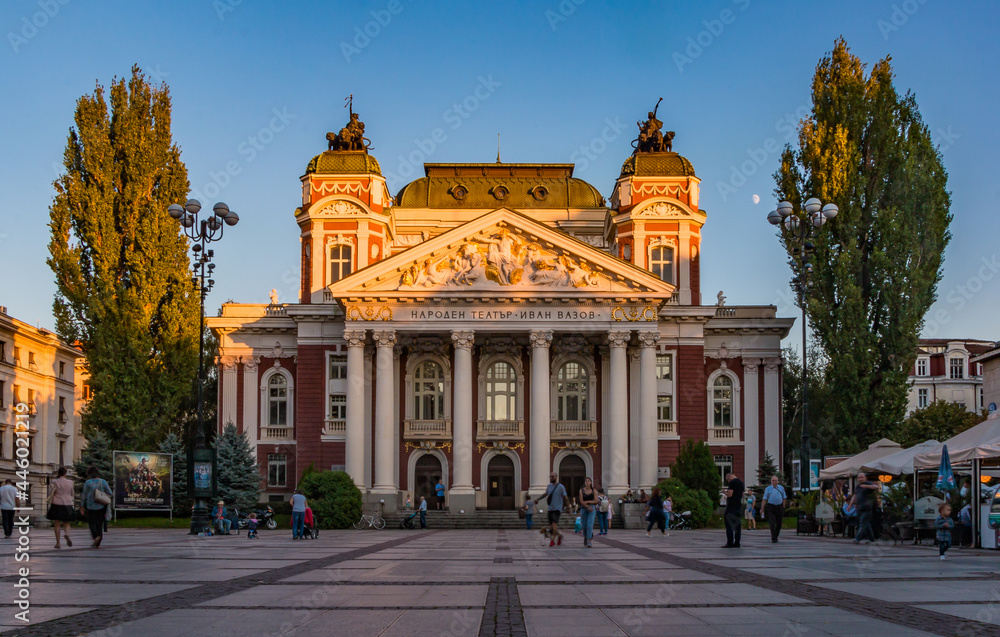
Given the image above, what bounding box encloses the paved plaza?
[3,526,1000,636]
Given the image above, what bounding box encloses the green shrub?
[671,440,721,495]
[656,478,714,528]
[297,470,362,529]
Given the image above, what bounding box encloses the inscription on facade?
[345,304,655,323]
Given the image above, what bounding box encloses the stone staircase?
[382,509,626,530]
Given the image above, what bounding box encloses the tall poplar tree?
[774,39,952,452]
[48,66,199,449]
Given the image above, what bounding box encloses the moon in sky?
[752,194,760,204]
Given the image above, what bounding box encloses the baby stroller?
[399,511,418,529]
[303,511,319,539]
[668,510,692,531]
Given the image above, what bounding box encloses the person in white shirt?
[0,479,19,538]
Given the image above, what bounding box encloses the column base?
[448,492,476,514]
[365,490,399,514]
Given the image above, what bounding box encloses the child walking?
[935,503,953,560]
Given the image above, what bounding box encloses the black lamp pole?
[768,198,837,493]
[168,199,239,534]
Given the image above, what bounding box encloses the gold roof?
[305,151,382,176]
[394,163,605,209]
[620,152,696,177]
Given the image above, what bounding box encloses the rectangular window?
[329,245,353,284]
[58,397,67,422]
[13,346,21,366]
[267,454,287,487]
[27,352,36,369]
[82,382,92,402]
[649,246,674,284]
[329,355,348,380]
[329,394,347,421]
[950,357,964,379]
[12,384,20,405]
[58,361,65,378]
[655,354,673,380]
[0,380,4,409]
[59,440,65,467]
[714,455,734,486]
[917,388,929,409]
[0,340,5,363]
[27,389,35,414]
[980,387,985,411]
[916,359,928,376]
[657,395,673,422]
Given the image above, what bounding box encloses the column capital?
[763,357,782,373]
[637,331,660,348]
[343,329,366,348]
[529,330,553,349]
[607,330,631,349]
[743,357,763,371]
[451,330,475,350]
[372,329,397,348]
[242,356,261,372]
[219,356,238,371]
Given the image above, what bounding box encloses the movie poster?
[113,451,172,510]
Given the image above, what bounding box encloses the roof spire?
[496,133,501,163]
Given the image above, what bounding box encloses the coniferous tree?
[215,423,261,511]
[756,451,779,487]
[774,39,951,452]
[72,430,114,482]
[158,432,190,516]
[671,440,720,494]
[48,65,198,450]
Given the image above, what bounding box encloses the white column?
[763,357,782,467]
[743,359,761,485]
[450,331,476,511]
[607,330,631,495]
[529,330,553,495]
[344,329,367,489]
[678,225,692,305]
[220,357,238,427]
[242,357,260,458]
[372,329,397,496]
[638,331,660,490]
[628,347,640,488]
[393,345,402,489]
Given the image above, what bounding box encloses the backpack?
[599,496,610,513]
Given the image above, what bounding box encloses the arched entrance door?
[414,454,443,510]
[486,455,516,510]
[559,455,586,505]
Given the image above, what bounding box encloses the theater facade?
[208,107,793,511]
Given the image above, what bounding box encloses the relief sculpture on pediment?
[400,227,600,289]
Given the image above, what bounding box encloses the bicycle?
[353,512,386,530]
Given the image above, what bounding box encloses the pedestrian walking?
[290,489,307,539]
[663,494,673,532]
[762,476,786,543]
[936,503,954,560]
[47,467,76,549]
[851,472,880,544]
[722,472,744,548]
[80,466,112,549]
[533,472,567,547]
[745,491,757,530]
[597,488,610,536]
[578,477,598,548]
[419,495,427,529]
[0,479,18,538]
[645,487,667,537]
[523,494,536,530]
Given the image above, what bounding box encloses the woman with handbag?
[47,467,76,549]
[80,466,113,549]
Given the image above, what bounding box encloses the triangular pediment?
[328,208,675,299]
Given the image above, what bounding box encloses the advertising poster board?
[113,451,173,510]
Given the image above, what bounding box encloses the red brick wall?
[294,346,324,482]
[675,344,706,442]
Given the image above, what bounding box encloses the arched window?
[712,375,733,427]
[485,361,516,421]
[557,362,588,421]
[414,361,445,420]
[268,375,288,426]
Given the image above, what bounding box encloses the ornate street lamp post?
[767,198,837,493]
[168,199,239,534]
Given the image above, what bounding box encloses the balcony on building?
[403,419,452,440]
[551,420,598,441]
[708,427,739,443]
[322,418,346,438]
[476,419,524,442]
[657,420,678,438]
[263,425,294,440]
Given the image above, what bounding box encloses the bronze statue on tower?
[633,97,675,154]
[326,94,373,152]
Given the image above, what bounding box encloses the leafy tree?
[298,470,363,529]
[655,478,714,528]
[891,400,985,448]
[72,430,114,482]
[47,65,199,450]
[214,423,260,511]
[773,39,951,453]
[671,440,720,495]
[158,432,190,516]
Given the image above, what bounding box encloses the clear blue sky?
[1,0,997,350]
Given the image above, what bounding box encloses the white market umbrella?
[912,412,1000,468]
[819,438,902,479]
[863,440,940,475]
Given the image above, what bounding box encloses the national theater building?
[208,107,793,511]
